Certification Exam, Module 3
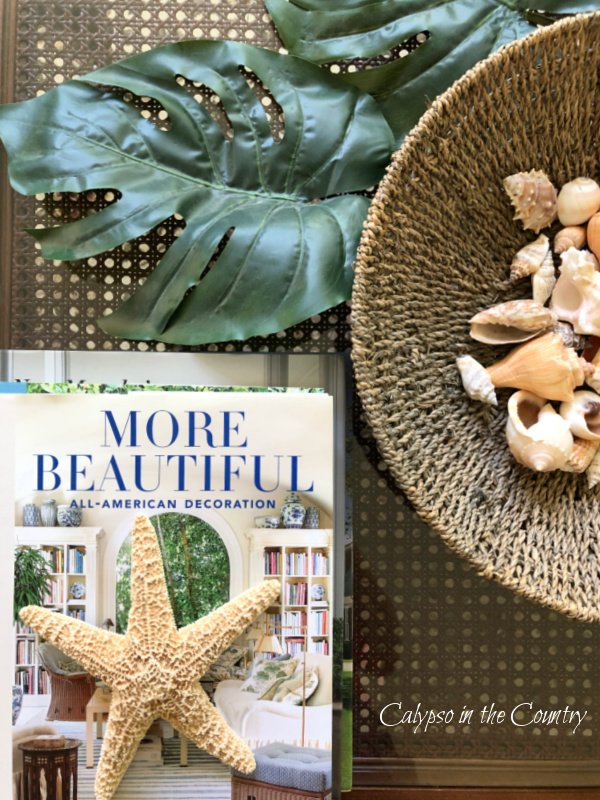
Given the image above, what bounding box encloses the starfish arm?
[127,515,177,642]
[164,685,255,773]
[19,605,123,684]
[178,579,280,675]
[95,691,155,800]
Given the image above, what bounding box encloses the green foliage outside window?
[116,513,230,633]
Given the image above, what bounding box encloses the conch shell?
[506,390,573,472]
[510,234,549,280]
[554,226,587,254]
[485,332,584,402]
[504,170,558,233]
[556,177,600,226]
[469,300,556,345]
[550,247,600,336]
[532,249,556,305]
[456,355,497,406]
[587,212,600,262]
[562,437,600,473]
[559,390,600,440]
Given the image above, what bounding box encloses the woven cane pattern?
[352,13,600,623]
[20,515,280,800]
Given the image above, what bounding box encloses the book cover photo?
[3,385,336,800]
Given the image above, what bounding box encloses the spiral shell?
[506,391,573,472]
[456,355,497,405]
[532,249,556,305]
[554,226,587,254]
[510,234,549,281]
[556,177,600,226]
[503,170,558,233]
[562,437,600,473]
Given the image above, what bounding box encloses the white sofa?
[214,653,332,750]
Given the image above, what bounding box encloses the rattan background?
[2,0,599,775]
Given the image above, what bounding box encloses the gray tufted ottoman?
[232,743,332,800]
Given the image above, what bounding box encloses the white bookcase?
[246,529,333,656]
[14,526,104,696]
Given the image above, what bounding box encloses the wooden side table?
[19,738,81,800]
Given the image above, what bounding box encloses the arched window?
[115,512,230,633]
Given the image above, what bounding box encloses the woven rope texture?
[352,13,600,623]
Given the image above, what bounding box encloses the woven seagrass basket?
[352,13,600,623]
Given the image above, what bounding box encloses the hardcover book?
[2,384,336,799]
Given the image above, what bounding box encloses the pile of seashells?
[457,171,600,487]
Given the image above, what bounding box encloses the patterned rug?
[53,722,232,799]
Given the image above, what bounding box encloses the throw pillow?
[240,658,297,695]
[268,665,319,705]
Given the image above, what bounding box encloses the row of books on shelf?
[264,550,330,577]
[285,582,307,606]
[264,550,282,576]
[283,610,306,635]
[43,579,65,605]
[310,608,328,636]
[40,546,86,574]
[15,639,36,665]
[311,552,329,576]
[67,547,86,574]
[284,638,330,655]
[68,608,86,621]
[15,667,48,695]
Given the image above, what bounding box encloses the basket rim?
[351,10,600,624]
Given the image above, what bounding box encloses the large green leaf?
[265,0,600,144]
[0,41,393,344]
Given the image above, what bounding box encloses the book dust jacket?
[2,386,336,799]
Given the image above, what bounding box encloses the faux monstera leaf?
[265,0,600,144]
[0,41,394,345]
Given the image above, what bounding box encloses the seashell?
[553,321,587,350]
[532,248,556,305]
[559,390,600,440]
[485,332,584,402]
[510,234,549,281]
[583,344,600,392]
[554,226,587,254]
[587,212,600,262]
[503,170,558,233]
[586,447,600,488]
[550,247,600,335]
[469,300,556,345]
[562,437,600,473]
[557,177,600,226]
[456,355,497,406]
[506,390,573,472]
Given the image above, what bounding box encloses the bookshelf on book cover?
[247,529,333,656]
[14,527,104,696]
